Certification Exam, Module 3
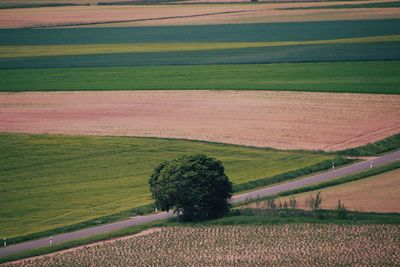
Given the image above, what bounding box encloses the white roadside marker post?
[3,238,6,247]
[50,236,53,245]
[332,162,335,170]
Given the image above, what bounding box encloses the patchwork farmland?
[0,0,399,264]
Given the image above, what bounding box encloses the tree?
[149,154,233,221]
[306,192,322,211]
[336,200,348,219]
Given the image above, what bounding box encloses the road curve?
[1,150,399,258]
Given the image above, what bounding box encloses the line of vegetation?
[207,209,400,226]
[0,3,89,9]
[1,61,399,94]
[97,0,183,5]
[233,157,354,193]
[238,161,400,207]
[336,134,400,156]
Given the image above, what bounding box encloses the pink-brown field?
[0,0,399,28]
[4,225,400,266]
[247,168,400,213]
[0,90,399,151]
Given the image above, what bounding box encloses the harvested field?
[267,168,400,213]
[4,225,400,266]
[107,6,400,28]
[0,1,399,28]
[1,90,399,150]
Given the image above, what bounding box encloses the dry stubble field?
[0,0,399,28]
[4,225,400,266]
[1,90,399,150]
[258,168,400,213]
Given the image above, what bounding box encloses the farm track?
[0,149,399,258]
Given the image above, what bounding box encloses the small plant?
[267,197,277,210]
[283,200,288,209]
[255,198,261,209]
[289,196,297,209]
[336,200,348,219]
[305,192,322,211]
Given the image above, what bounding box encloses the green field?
[2,19,399,45]
[1,61,399,93]
[2,35,398,59]
[0,133,334,239]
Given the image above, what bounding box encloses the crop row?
[2,42,399,69]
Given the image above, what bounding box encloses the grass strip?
[2,35,399,59]
[208,209,400,226]
[337,134,400,156]
[233,157,353,192]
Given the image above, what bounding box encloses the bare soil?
[0,0,399,28]
[255,168,400,213]
[1,90,399,151]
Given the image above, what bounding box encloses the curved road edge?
[1,150,399,258]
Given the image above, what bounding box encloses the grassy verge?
[3,204,155,247]
[337,134,400,156]
[233,157,353,192]
[237,161,400,207]
[1,61,400,94]
[212,209,400,225]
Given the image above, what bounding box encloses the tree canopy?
[149,154,232,221]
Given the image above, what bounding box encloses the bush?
[336,200,348,219]
[306,192,322,211]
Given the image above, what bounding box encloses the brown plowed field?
[0,0,399,28]
[256,168,400,213]
[1,90,399,151]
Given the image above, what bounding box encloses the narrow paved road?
[1,150,399,258]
